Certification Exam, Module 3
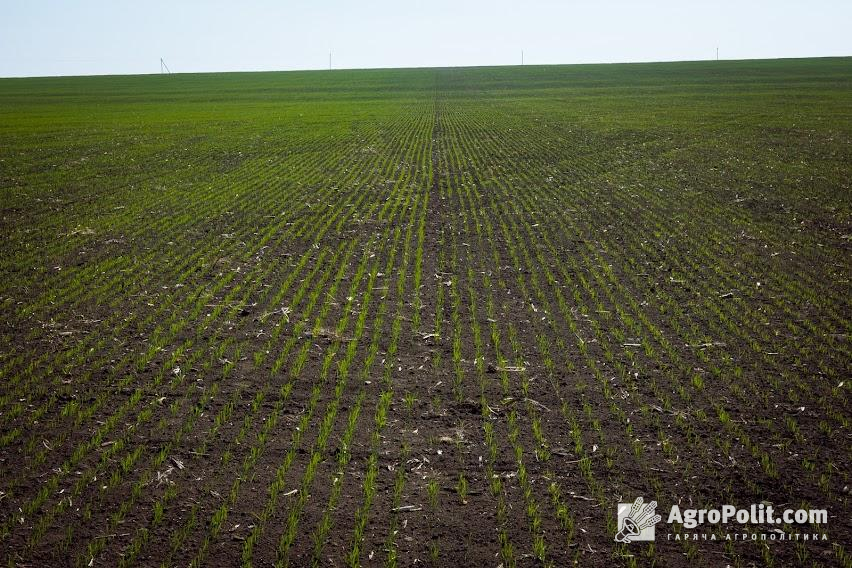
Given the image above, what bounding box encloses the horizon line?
[1,54,850,81]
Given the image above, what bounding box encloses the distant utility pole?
[716,47,719,61]
[521,50,524,65]
[160,58,171,74]
[329,51,332,70]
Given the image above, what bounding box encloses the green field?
[0,58,850,567]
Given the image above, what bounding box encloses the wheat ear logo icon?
[615,497,661,543]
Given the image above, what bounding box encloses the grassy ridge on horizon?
[2,56,851,105]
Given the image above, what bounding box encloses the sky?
[1,0,850,77]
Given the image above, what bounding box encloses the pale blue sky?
[1,0,850,77]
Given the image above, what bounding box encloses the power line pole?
[329,51,332,70]
[716,47,719,61]
[521,50,524,65]
[160,58,171,74]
